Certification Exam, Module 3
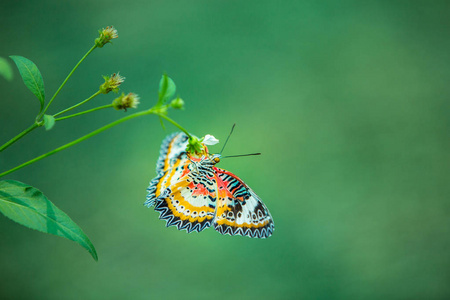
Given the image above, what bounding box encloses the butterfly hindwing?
[213,168,274,238]
[153,166,216,233]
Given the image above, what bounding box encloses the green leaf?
[43,114,55,131]
[9,55,45,112]
[0,57,13,81]
[158,74,176,104]
[0,180,98,261]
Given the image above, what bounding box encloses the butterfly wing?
[213,168,274,238]
[155,132,189,173]
[152,164,217,233]
[145,132,189,207]
[146,132,216,232]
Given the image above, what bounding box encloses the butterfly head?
[210,154,221,164]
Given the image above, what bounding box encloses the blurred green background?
[1,1,450,299]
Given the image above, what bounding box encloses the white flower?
[202,134,219,145]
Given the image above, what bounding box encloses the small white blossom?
[202,134,219,145]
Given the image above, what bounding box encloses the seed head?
[95,26,118,48]
[112,92,140,111]
[100,73,125,94]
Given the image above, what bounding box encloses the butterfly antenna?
[222,153,261,159]
[220,123,236,155]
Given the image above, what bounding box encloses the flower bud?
[112,92,140,111]
[95,26,118,48]
[99,73,125,94]
[170,97,184,110]
[186,135,204,155]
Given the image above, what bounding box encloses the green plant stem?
[0,122,40,152]
[55,104,113,121]
[157,113,191,138]
[0,109,154,178]
[40,45,97,118]
[53,91,102,117]
[0,46,98,152]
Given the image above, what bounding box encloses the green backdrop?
[1,1,449,299]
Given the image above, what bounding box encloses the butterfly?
[145,132,274,238]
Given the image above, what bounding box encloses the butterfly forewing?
[146,133,189,207]
[213,168,274,238]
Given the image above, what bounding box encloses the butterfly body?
[146,132,274,238]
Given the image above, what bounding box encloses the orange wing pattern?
[152,169,216,232]
[146,133,189,206]
[213,168,274,238]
